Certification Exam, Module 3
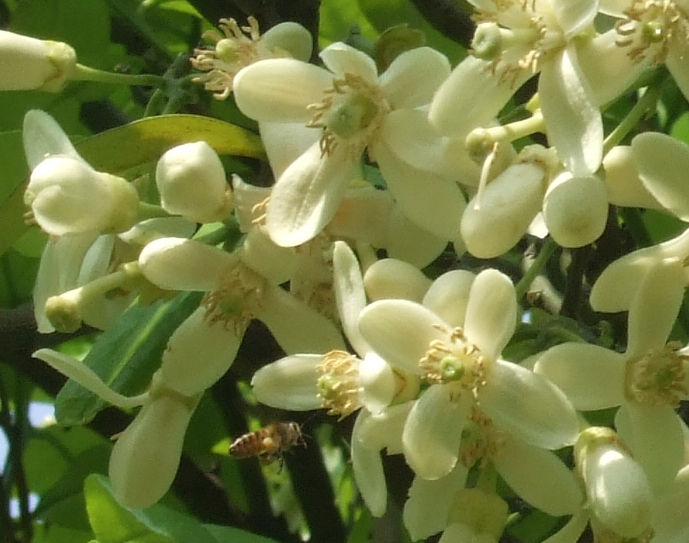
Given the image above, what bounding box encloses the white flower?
[430,0,603,177]
[155,141,232,223]
[0,30,76,92]
[191,17,312,100]
[359,268,579,480]
[536,260,689,493]
[233,42,466,246]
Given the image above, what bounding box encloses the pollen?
[316,350,363,419]
[419,325,488,390]
[625,341,688,407]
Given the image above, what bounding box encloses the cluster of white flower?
[11,1,689,541]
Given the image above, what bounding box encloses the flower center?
[316,350,362,419]
[202,259,266,335]
[419,325,488,391]
[625,341,688,407]
[471,1,566,83]
[307,73,389,157]
[615,1,688,64]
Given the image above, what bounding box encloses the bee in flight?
[229,422,306,466]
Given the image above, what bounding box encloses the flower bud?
[25,156,139,236]
[155,141,232,223]
[543,172,608,248]
[575,427,653,539]
[108,384,199,509]
[0,30,76,92]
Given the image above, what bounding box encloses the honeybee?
[229,422,306,465]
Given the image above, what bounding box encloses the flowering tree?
[2,0,689,542]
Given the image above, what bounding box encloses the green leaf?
[55,292,203,426]
[85,474,280,543]
[75,114,265,174]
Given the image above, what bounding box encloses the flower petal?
[627,259,685,355]
[616,402,685,495]
[632,131,689,220]
[481,359,579,449]
[551,0,599,38]
[464,269,517,360]
[333,240,369,356]
[251,354,325,410]
[259,121,320,179]
[363,258,432,303]
[23,109,81,170]
[402,385,472,479]
[266,141,357,247]
[667,47,689,105]
[320,42,378,83]
[539,46,602,176]
[233,58,333,122]
[403,464,469,540]
[378,46,450,109]
[422,270,475,329]
[534,342,626,410]
[359,299,448,374]
[374,139,465,239]
[495,434,583,516]
[351,410,388,517]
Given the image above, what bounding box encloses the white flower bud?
[155,141,232,223]
[461,163,545,258]
[25,156,139,236]
[0,30,76,92]
[109,387,199,509]
[575,427,653,539]
[543,172,608,248]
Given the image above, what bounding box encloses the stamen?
[316,350,362,419]
[625,341,688,407]
[459,407,504,468]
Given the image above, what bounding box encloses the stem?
[72,64,165,87]
[515,237,558,301]
[603,83,662,154]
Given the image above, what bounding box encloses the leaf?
[76,114,265,173]
[55,292,203,426]
[85,474,280,543]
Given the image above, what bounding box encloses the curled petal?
[333,240,369,355]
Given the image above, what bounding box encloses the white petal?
[359,299,448,374]
[422,270,475,329]
[333,240,369,356]
[539,46,602,176]
[23,109,81,170]
[320,42,377,83]
[534,343,626,410]
[481,359,579,449]
[495,435,583,516]
[375,139,465,239]
[328,186,393,247]
[239,227,298,285]
[551,0,599,38]
[356,401,413,453]
[233,59,333,122]
[138,237,232,291]
[385,206,448,267]
[256,283,346,354]
[627,259,685,356]
[429,56,529,137]
[363,258,431,303]
[652,465,689,543]
[378,46,450,109]
[464,269,517,360]
[667,46,689,105]
[160,306,242,396]
[540,510,590,543]
[251,354,325,410]
[403,385,472,479]
[602,145,662,209]
[261,21,313,62]
[403,464,469,540]
[259,121,320,179]
[359,353,396,413]
[351,410,388,516]
[266,141,357,247]
[616,403,685,495]
[632,132,689,220]
[461,162,545,258]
